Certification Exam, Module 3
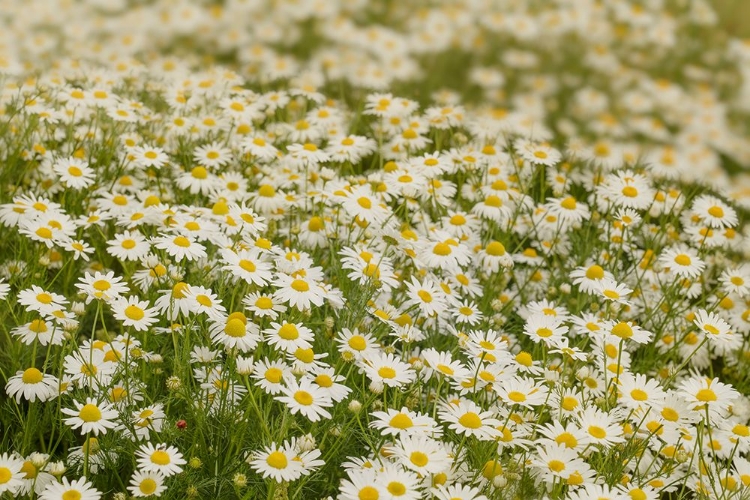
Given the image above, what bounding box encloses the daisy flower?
[338,468,385,500]
[438,400,501,440]
[0,452,24,495]
[569,264,614,294]
[39,476,101,500]
[131,145,169,169]
[220,248,273,286]
[75,271,129,303]
[135,443,186,477]
[597,170,655,210]
[403,276,449,318]
[107,230,151,261]
[678,376,739,421]
[5,367,58,403]
[209,312,261,353]
[341,186,390,225]
[523,314,568,345]
[183,285,226,320]
[152,233,207,262]
[53,157,96,189]
[17,285,68,314]
[658,245,705,280]
[387,435,453,475]
[494,376,549,409]
[361,351,416,389]
[693,308,734,344]
[242,292,286,319]
[690,194,738,228]
[576,407,625,448]
[517,139,562,166]
[193,142,232,169]
[128,470,167,498]
[309,367,352,403]
[263,321,314,353]
[247,441,306,482]
[719,265,750,297]
[111,296,158,331]
[62,397,119,436]
[370,407,442,438]
[275,377,333,422]
[617,372,666,411]
[544,195,591,228]
[595,278,633,305]
[251,358,292,395]
[272,273,326,311]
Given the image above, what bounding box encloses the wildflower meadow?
[1,1,750,499]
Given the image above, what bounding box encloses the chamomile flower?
[361,351,416,389]
[5,367,58,403]
[111,296,158,331]
[272,273,326,311]
[135,443,186,477]
[388,435,452,475]
[76,271,130,303]
[438,400,501,440]
[128,471,167,498]
[248,441,306,482]
[0,453,24,495]
[62,397,119,436]
[152,233,207,262]
[132,145,169,170]
[595,278,633,305]
[276,377,333,422]
[370,407,442,438]
[220,248,273,286]
[242,292,286,319]
[107,230,151,261]
[53,157,96,189]
[209,312,261,353]
[193,142,232,169]
[263,321,314,353]
[690,195,738,228]
[39,476,101,500]
[659,245,705,279]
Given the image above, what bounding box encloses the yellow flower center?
[630,389,648,401]
[278,323,299,340]
[458,412,482,429]
[485,241,506,256]
[294,390,313,406]
[22,367,44,384]
[378,367,396,379]
[358,486,379,500]
[611,322,633,339]
[390,413,413,429]
[139,478,158,495]
[124,305,144,321]
[409,451,429,467]
[265,368,282,383]
[708,206,724,218]
[548,460,565,473]
[224,319,246,338]
[560,197,577,210]
[291,279,310,292]
[266,451,287,469]
[347,335,367,351]
[79,404,102,422]
[588,425,606,439]
[696,388,717,402]
[151,450,171,465]
[173,236,191,247]
[357,197,372,209]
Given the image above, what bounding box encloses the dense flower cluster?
[0,1,749,500]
